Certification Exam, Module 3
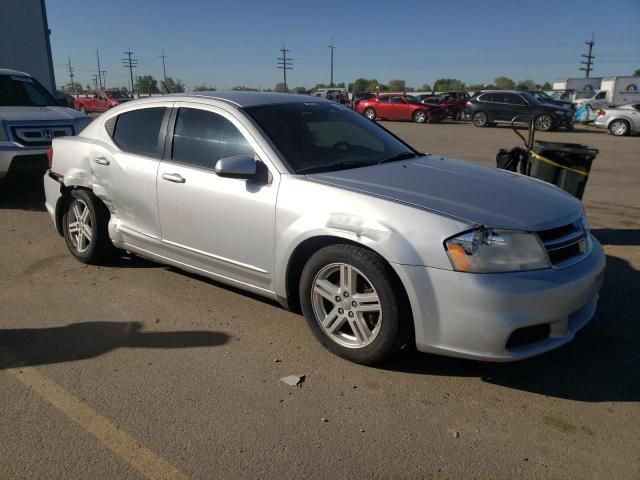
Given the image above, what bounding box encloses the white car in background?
[0,69,91,179]
[594,104,640,136]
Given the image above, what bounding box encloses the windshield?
[405,95,421,104]
[575,91,595,99]
[531,91,552,102]
[244,102,416,174]
[106,90,126,98]
[0,75,59,107]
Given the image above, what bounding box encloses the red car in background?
[356,94,447,123]
[417,91,470,120]
[74,89,132,114]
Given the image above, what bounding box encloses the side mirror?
[214,155,257,179]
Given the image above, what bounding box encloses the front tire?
[413,110,427,123]
[363,108,376,121]
[535,114,553,132]
[62,189,117,264]
[609,119,629,136]
[299,244,411,365]
[472,111,488,127]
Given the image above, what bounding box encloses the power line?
[122,49,138,97]
[96,50,103,89]
[159,49,168,91]
[328,40,335,87]
[66,57,76,93]
[277,45,293,92]
[580,33,595,78]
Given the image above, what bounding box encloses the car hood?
[307,155,582,231]
[0,106,87,122]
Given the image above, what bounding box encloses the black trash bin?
[526,140,598,200]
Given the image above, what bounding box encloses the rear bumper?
[44,170,64,233]
[393,236,606,361]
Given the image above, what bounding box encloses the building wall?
[0,0,56,92]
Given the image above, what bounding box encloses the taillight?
[47,146,53,168]
[466,101,471,107]
[599,109,606,116]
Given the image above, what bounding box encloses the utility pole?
[92,74,99,91]
[328,40,336,87]
[100,70,108,89]
[580,33,595,78]
[277,45,293,92]
[96,50,103,89]
[122,49,138,97]
[66,57,75,93]
[159,49,168,91]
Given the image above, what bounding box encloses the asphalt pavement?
[1,121,638,480]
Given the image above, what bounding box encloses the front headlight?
[445,228,550,273]
[75,116,93,134]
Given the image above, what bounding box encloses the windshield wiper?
[377,152,423,165]
[297,160,373,174]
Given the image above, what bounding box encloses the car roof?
[0,68,31,77]
[163,91,330,108]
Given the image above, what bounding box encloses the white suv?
[0,69,91,179]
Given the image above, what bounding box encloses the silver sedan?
[594,103,640,136]
[44,92,605,364]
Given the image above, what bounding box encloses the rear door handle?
[95,157,110,166]
[161,173,186,183]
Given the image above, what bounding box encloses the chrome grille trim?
[10,125,73,146]
[537,219,590,268]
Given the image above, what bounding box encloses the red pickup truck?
[74,89,132,114]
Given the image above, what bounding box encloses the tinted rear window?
[113,107,166,157]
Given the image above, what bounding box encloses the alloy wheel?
[535,115,552,131]
[610,121,628,136]
[414,111,426,123]
[472,112,487,127]
[311,263,382,348]
[67,199,93,253]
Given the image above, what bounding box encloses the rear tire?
[62,189,118,265]
[363,108,376,121]
[472,111,488,127]
[609,119,629,136]
[299,244,411,365]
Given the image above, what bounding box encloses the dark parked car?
[466,90,574,131]
[418,92,470,120]
[526,90,574,110]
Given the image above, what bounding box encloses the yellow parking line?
[6,364,189,480]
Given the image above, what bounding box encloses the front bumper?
[0,144,49,178]
[393,236,606,361]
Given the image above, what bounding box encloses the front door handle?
[161,173,186,183]
[95,157,110,166]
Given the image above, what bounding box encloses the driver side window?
[172,108,254,170]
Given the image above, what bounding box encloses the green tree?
[120,86,129,94]
[387,79,406,92]
[193,84,216,92]
[420,84,432,92]
[494,76,515,90]
[274,82,287,93]
[349,78,370,93]
[633,69,640,76]
[291,86,308,94]
[515,79,537,90]
[135,75,159,95]
[159,77,184,93]
[433,78,466,91]
[540,81,552,90]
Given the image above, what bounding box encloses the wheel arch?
[55,185,109,235]
[283,235,413,329]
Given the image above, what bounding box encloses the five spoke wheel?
[311,263,382,348]
[67,199,93,253]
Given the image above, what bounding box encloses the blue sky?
[47,0,640,90]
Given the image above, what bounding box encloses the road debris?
[280,375,305,387]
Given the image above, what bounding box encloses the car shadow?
[0,169,47,211]
[592,228,640,246]
[377,253,640,402]
[0,321,229,370]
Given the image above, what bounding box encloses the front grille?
[537,220,589,267]
[10,125,73,146]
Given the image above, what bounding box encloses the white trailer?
[552,78,602,102]
[600,76,640,106]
